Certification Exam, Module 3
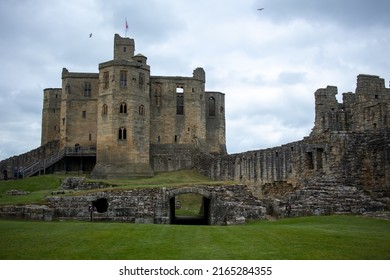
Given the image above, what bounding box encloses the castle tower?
[205,90,227,154]
[41,88,62,145]
[91,34,153,178]
[59,68,99,150]
[311,85,346,135]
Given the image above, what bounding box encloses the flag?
[125,17,128,36]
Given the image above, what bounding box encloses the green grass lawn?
[1,215,389,260]
[0,175,62,205]
[1,172,389,260]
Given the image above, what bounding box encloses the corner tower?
[91,34,153,178]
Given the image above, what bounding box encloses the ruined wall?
[7,181,264,225]
[200,75,390,215]
[205,91,227,154]
[150,70,207,149]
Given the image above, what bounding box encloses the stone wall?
[197,74,390,216]
[6,183,264,225]
[0,140,60,179]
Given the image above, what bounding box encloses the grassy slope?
[0,170,231,205]
[0,216,389,260]
[0,175,62,205]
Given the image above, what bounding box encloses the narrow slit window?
[139,104,145,115]
[102,104,108,115]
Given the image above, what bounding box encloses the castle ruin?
[1,34,389,222]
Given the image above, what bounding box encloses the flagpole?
[125,17,128,37]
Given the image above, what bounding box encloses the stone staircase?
[23,146,96,177]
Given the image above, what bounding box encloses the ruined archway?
[168,187,212,225]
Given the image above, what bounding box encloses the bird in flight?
[258,8,264,11]
[89,33,93,38]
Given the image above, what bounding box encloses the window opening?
[139,104,145,115]
[176,87,184,115]
[103,72,109,89]
[84,82,91,96]
[120,102,127,114]
[82,111,86,118]
[120,70,127,87]
[208,97,216,116]
[306,152,314,170]
[102,104,108,115]
[118,127,127,140]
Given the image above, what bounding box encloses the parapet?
[193,67,206,82]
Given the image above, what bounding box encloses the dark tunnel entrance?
[169,194,211,225]
[92,198,108,213]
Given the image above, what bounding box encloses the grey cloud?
[259,0,390,27]
[0,0,389,159]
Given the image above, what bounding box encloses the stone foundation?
[0,183,266,225]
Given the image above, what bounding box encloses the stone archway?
[167,187,212,225]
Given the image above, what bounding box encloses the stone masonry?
[1,33,389,223]
[0,178,266,225]
[200,74,390,217]
[0,33,226,178]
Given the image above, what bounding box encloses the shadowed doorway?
[169,193,210,225]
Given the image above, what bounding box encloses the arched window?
[120,102,127,114]
[208,97,216,116]
[102,104,108,115]
[118,127,127,140]
[139,104,145,115]
[176,86,184,115]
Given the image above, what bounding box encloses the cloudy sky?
[0,0,389,159]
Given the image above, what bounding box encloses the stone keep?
[38,34,227,178]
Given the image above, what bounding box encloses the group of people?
[2,167,24,180]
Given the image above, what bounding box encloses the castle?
[1,34,389,222]
[40,34,226,178]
